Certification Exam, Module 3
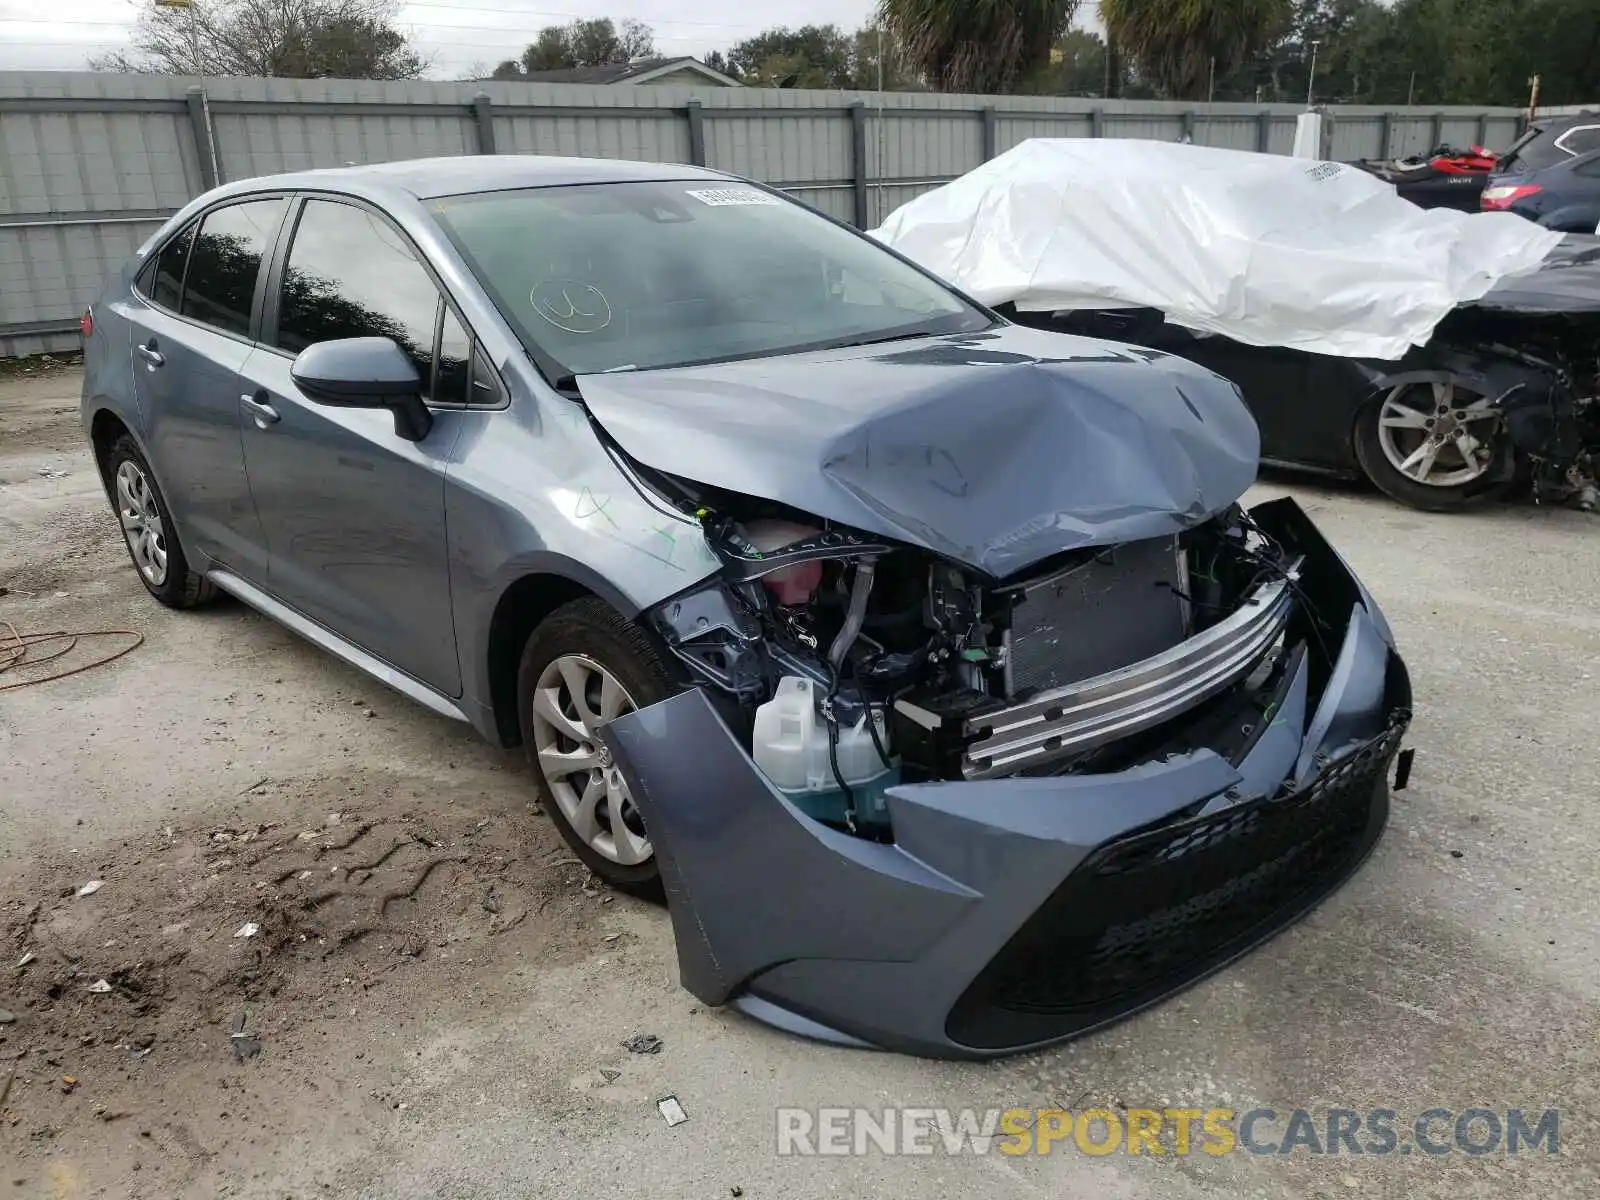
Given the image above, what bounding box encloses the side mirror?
[290,337,433,442]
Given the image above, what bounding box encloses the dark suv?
[1482,111,1600,232]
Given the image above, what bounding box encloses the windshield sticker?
[685,187,781,207]
[530,281,612,334]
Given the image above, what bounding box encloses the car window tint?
[1556,126,1600,157]
[180,198,286,337]
[434,302,471,405]
[1502,128,1571,172]
[150,222,195,310]
[276,199,441,382]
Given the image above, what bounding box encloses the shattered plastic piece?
[76,881,104,897]
[0,1010,15,1025]
[621,1033,663,1055]
[234,922,260,939]
[230,1009,261,1060]
[15,951,34,969]
[658,1095,689,1127]
[598,1068,621,1084]
[87,979,112,994]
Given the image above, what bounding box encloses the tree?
[491,17,656,79]
[851,25,921,91]
[1023,29,1111,95]
[90,0,424,79]
[876,0,1080,94]
[1100,0,1292,100]
[728,25,856,88]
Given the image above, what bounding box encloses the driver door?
[236,196,468,696]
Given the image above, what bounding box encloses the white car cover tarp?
[871,139,1565,360]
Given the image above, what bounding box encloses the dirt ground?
[2,362,1598,1199]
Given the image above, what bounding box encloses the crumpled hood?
[576,325,1260,578]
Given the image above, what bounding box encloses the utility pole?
[1527,74,1542,122]
[1208,57,1215,104]
[1306,40,1321,108]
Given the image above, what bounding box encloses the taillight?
[1482,184,1542,210]
[79,307,94,337]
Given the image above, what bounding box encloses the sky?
[0,0,1102,77]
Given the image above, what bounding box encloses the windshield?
[428,181,989,377]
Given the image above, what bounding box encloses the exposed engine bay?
[645,492,1302,837]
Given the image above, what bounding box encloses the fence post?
[1181,109,1196,143]
[1380,111,1395,159]
[1476,111,1490,148]
[981,105,997,161]
[685,98,706,166]
[848,100,869,229]
[1090,106,1104,138]
[1256,109,1273,153]
[185,85,218,191]
[472,92,497,155]
[1429,111,1444,150]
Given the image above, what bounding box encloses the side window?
[148,222,196,310]
[180,198,287,337]
[1556,125,1600,157]
[434,302,472,406]
[276,199,440,383]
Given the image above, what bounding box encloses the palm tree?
[1101,0,1292,100]
[876,0,1079,94]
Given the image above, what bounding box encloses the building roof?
[513,57,740,87]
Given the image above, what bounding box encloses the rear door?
[236,195,473,696]
[127,196,289,578]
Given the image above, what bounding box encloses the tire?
[516,597,681,895]
[105,435,216,608]
[1353,384,1514,513]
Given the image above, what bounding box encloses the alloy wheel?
[1376,381,1501,489]
[528,654,650,866]
[115,459,169,586]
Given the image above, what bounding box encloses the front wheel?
[1353,381,1513,512]
[516,598,680,894]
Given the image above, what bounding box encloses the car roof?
[210,155,733,203]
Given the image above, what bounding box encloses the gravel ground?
[1,363,1597,1199]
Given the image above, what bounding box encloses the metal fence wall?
[0,71,1530,357]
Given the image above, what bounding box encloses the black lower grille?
[947,714,1407,1051]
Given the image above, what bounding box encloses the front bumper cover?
[601,498,1413,1060]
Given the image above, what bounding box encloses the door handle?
[137,342,165,368]
[241,391,280,426]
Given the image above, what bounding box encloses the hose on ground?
[0,621,143,691]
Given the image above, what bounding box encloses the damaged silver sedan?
[82,156,1412,1060]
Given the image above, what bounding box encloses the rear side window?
[149,222,195,310]
[180,198,287,337]
[1502,128,1572,172]
[1555,125,1600,157]
[275,199,440,380]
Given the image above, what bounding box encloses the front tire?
[105,435,215,608]
[1353,381,1513,512]
[517,598,680,894]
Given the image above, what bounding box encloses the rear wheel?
[1354,381,1512,511]
[516,598,680,894]
[105,435,215,607]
